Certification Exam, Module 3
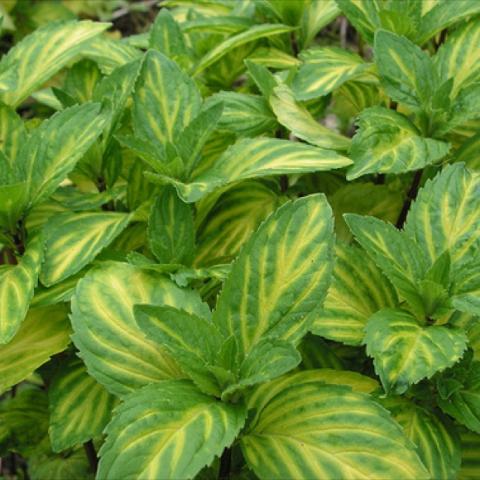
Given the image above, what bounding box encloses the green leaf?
[451,257,480,316]
[149,8,188,59]
[0,305,71,393]
[0,20,109,107]
[458,429,480,480]
[134,305,223,397]
[438,360,480,434]
[48,357,116,452]
[132,49,201,154]
[311,243,398,346]
[242,380,429,479]
[19,103,106,206]
[97,380,247,479]
[455,132,480,170]
[0,102,26,164]
[405,164,480,270]
[435,20,480,98]
[207,91,277,137]
[382,397,461,480]
[345,213,427,308]
[335,0,380,43]
[0,234,44,344]
[71,262,210,397]
[29,448,92,480]
[417,0,480,44]
[153,137,352,202]
[440,83,480,133]
[148,188,195,265]
[213,194,334,360]
[192,23,294,76]
[374,30,436,109]
[270,84,351,150]
[365,308,468,394]
[347,107,450,180]
[292,47,372,100]
[41,211,131,287]
[300,0,340,48]
[64,59,101,103]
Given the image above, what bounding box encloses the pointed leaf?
[149,8,187,59]
[97,380,247,480]
[41,211,131,287]
[365,308,468,394]
[213,194,334,360]
[0,20,109,107]
[71,262,210,397]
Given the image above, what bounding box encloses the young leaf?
[345,213,427,308]
[347,107,450,180]
[292,47,372,100]
[149,8,188,59]
[48,358,116,452]
[213,194,334,360]
[374,30,436,109]
[97,380,246,479]
[0,20,109,106]
[148,188,195,265]
[0,305,70,393]
[311,243,398,346]
[41,211,131,287]
[0,234,44,344]
[71,262,209,397]
[151,137,352,202]
[382,397,461,480]
[242,381,429,479]
[270,84,351,150]
[365,309,468,394]
[134,305,223,396]
[405,163,480,270]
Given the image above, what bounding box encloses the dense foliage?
[0,0,479,479]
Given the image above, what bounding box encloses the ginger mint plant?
[0,1,479,479]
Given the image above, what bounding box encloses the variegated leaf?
[213,194,334,361]
[0,234,44,344]
[71,262,210,397]
[0,305,71,393]
[0,20,109,107]
[97,380,246,479]
[151,137,352,202]
[41,211,131,287]
[365,308,468,394]
[459,429,480,480]
[292,47,372,100]
[347,107,450,180]
[48,358,116,452]
[242,380,429,479]
[311,243,398,346]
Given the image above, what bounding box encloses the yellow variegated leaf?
[435,19,480,97]
[0,102,26,164]
[71,262,210,397]
[152,137,351,202]
[300,0,340,48]
[292,47,373,100]
[0,235,44,344]
[310,243,398,346]
[192,23,294,76]
[41,211,131,287]
[48,358,116,452]
[0,305,71,393]
[405,164,480,271]
[0,20,109,107]
[365,309,468,394]
[459,429,480,480]
[455,132,480,170]
[98,380,246,479]
[242,379,429,480]
[382,397,461,480]
[195,181,282,265]
[270,84,351,150]
[213,194,334,360]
